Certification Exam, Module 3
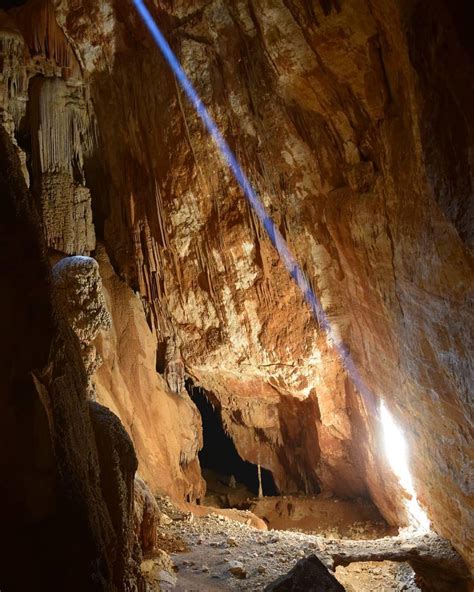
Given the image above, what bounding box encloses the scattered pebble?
[151,494,435,592]
[228,561,247,579]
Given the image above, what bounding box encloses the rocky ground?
[139,495,467,591]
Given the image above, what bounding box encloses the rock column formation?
[0,125,141,590]
[52,255,112,397]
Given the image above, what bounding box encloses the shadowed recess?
[190,386,278,497]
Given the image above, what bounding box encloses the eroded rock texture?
[0,126,140,590]
[1,0,473,577]
[93,246,205,502]
[89,401,141,590]
[53,254,111,396]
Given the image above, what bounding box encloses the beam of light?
[132,0,377,414]
[380,401,430,531]
[132,0,431,531]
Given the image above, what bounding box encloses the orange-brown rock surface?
[1,0,472,574]
[94,246,205,502]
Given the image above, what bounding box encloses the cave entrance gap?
[187,381,278,505]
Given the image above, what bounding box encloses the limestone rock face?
[84,0,473,568]
[93,247,205,502]
[1,0,473,575]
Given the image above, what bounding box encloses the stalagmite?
[258,463,263,499]
[52,255,111,398]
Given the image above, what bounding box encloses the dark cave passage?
[3,0,28,7]
[188,383,278,499]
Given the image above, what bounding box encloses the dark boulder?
[265,554,346,591]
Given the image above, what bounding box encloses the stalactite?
[154,180,170,250]
[0,22,29,134]
[30,77,91,180]
[13,0,81,79]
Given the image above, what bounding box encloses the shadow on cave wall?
[408,0,474,247]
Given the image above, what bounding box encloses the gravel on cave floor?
[148,497,423,592]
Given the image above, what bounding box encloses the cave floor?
[165,515,420,591]
[141,496,466,591]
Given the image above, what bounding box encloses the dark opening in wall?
[189,383,277,498]
[3,0,29,7]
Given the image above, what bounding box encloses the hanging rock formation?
[164,338,186,394]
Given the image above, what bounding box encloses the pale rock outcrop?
[52,255,111,397]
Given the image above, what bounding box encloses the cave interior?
[0,0,472,590]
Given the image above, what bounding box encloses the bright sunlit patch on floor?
[380,401,431,532]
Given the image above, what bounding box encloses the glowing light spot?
[380,402,430,532]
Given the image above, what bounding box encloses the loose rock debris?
[141,496,470,591]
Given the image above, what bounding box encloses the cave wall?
[0,0,207,508]
[0,125,140,590]
[94,245,206,502]
[81,0,385,508]
[1,0,473,572]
